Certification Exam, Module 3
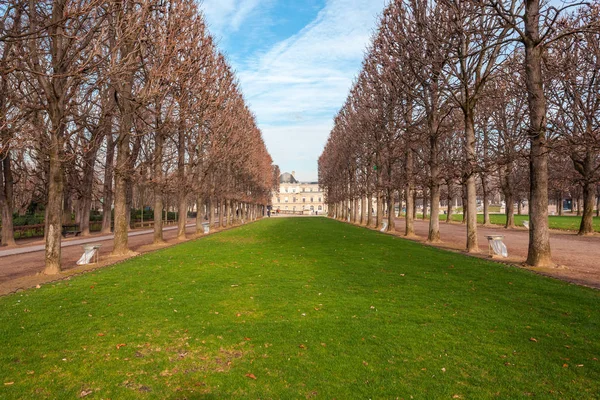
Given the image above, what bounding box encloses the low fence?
[3,219,178,242]
[273,210,321,215]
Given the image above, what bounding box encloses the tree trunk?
[462,186,467,224]
[112,105,134,255]
[113,143,130,255]
[0,155,15,246]
[44,133,63,274]
[232,201,238,224]
[209,197,215,227]
[557,192,563,216]
[62,190,72,225]
[366,193,372,227]
[446,183,453,224]
[153,127,164,243]
[101,134,115,234]
[177,120,186,239]
[524,0,552,267]
[225,200,230,227]
[218,200,224,227]
[177,193,187,239]
[482,174,490,226]
[428,172,441,243]
[428,182,440,241]
[422,189,428,220]
[125,136,141,231]
[79,146,96,236]
[412,189,417,223]
[360,196,365,225]
[505,192,515,229]
[386,189,395,232]
[125,176,133,230]
[579,179,595,235]
[464,111,479,252]
[376,191,383,229]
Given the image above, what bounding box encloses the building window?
[292,188,296,193]
[310,188,313,192]
[285,197,288,203]
[285,187,288,193]
[318,197,322,202]
[285,206,288,210]
[293,197,296,202]
[303,197,306,202]
[293,206,296,211]
[318,205,322,210]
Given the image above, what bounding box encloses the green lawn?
[430,213,600,232]
[1,218,599,398]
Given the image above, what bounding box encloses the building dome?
[279,172,298,184]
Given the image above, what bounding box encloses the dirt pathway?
[384,217,600,289]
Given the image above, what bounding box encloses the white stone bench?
[486,235,507,258]
[77,244,102,265]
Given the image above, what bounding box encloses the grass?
[421,213,600,232]
[1,218,599,398]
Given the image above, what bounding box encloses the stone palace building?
[270,172,328,215]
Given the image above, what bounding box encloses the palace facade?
[270,172,328,215]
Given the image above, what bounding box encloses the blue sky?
[199,0,387,181]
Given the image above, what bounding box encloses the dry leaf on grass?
[116,343,126,349]
[245,373,257,380]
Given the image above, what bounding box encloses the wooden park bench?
[62,224,82,238]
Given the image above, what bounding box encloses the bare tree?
[547,6,600,235]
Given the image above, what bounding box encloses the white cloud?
[230,0,262,30]
[200,0,263,34]
[202,0,387,179]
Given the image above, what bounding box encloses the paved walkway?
[0,222,210,287]
[0,223,194,257]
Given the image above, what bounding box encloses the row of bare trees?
[319,0,599,267]
[0,0,276,273]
